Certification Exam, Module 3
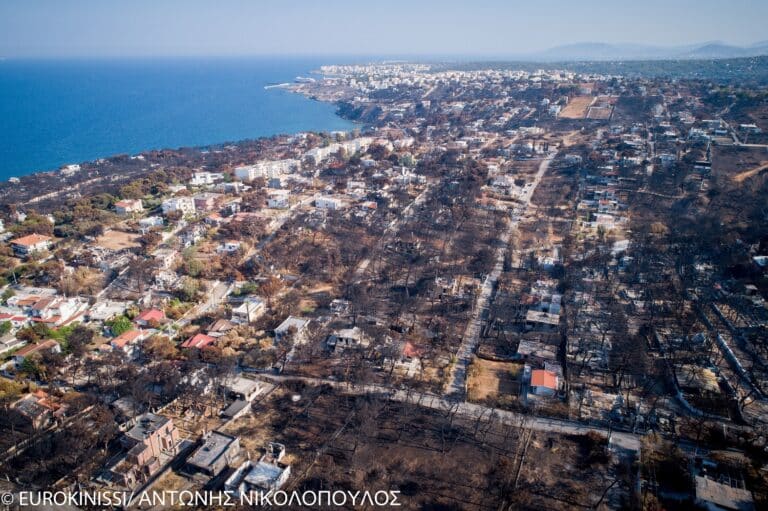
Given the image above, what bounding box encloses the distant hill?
[532,41,768,61]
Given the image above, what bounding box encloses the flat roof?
[337,327,361,339]
[125,413,170,442]
[525,310,560,326]
[226,376,262,396]
[695,476,754,511]
[188,431,238,469]
[244,461,286,489]
[275,316,309,334]
[222,399,249,418]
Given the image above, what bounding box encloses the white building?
[267,190,290,209]
[29,296,88,326]
[161,197,195,216]
[231,296,266,324]
[234,165,263,182]
[189,171,224,186]
[235,160,300,181]
[60,164,81,176]
[217,240,242,254]
[224,443,290,496]
[114,199,144,215]
[274,316,310,344]
[304,137,372,165]
[11,234,53,257]
[261,159,301,176]
[139,216,164,232]
[315,197,343,210]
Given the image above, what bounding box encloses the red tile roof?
[0,313,26,322]
[15,339,60,358]
[31,296,55,310]
[181,333,216,349]
[135,309,165,323]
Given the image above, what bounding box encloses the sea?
[0,57,357,180]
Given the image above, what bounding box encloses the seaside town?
[0,60,768,510]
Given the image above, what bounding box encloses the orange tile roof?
[115,199,141,207]
[530,369,558,389]
[16,296,41,306]
[11,233,52,247]
[111,330,145,348]
[402,341,423,358]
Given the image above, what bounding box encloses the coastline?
[0,95,364,211]
[0,58,357,182]
[0,120,369,217]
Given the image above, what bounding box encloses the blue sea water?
[0,57,355,180]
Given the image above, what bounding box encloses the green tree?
[20,355,42,379]
[178,277,201,302]
[0,321,11,336]
[0,378,24,410]
[1,288,15,305]
[106,316,133,336]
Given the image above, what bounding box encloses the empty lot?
[559,96,594,119]
[467,357,524,403]
[94,230,141,250]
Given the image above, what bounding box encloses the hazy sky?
[1,0,766,58]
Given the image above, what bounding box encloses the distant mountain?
[530,41,768,61]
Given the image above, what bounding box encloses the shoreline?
[0,88,363,210]
[0,60,356,183]
[2,102,350,185]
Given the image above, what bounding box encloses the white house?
[262,159,301,176]
[315,197,343,210]
[161,197,195,216]
[326,327,368,351]
[274,316,310,344]
[11,234,53,257]
[14,339,62,366]
[114,199,144,215]
[231,296,266,324]
[304,137,372,165]
[224,444,290,496]
[189,171,224,186]
[529,369,559,397]
[60,164,81,176]
[30,297,86,325]
[139,216,164,232]
[343,137,373,154]
[152,248,178,270]
[217,240,242,254]
[234,165,263,182]
[110,329,149,358]
[267,190,290,209]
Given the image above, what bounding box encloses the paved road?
[444,151,556,397]
[258,373,641,454]
[173,279,231,328]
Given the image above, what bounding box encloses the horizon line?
[3,39,768,62]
